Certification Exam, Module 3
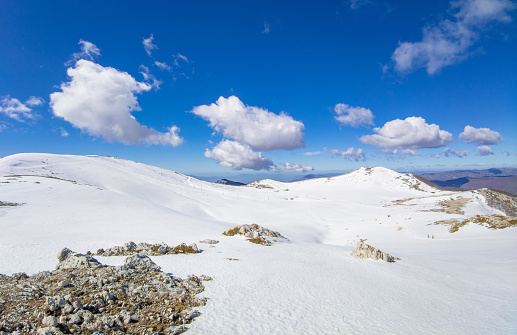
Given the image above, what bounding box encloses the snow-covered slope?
[1,153,516,334]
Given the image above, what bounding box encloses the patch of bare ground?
[419,198,472,215]
[435,215,517,233]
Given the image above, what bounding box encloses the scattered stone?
[350,242,400,262]
[199,239,219,245]
[222,224,288,246]
[0,248,208,334]
[94,241,201,257]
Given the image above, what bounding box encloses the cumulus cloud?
[50,59,182,147]
[190,96,305,151]
[392,0,516,74]
[68,40,101,65]
[477,145,494,155]
[204,140,273,170]
[326,147,366,162]
[281,163,314,173]
[359,117,453,149]
[382,149,420,156]
[0,96,42,121]
[143,34,158,56]
[436,147,469,158]
[334,104,374,128]
[459,125,504,144]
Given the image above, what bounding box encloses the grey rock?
[199,239,219,244]
[42,315,57,327]
[122,254,161,272]
[55,249,102,270]
[350,242,400,262]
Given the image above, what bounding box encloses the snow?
[1,153,516,334]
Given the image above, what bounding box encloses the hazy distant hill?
[419,168,517,196]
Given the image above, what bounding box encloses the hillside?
[0,153,516,334]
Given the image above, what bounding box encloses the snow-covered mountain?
[1,153,516,334]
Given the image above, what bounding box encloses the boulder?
[350,242,400,262]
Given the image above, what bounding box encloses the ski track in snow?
[0,153,516,334]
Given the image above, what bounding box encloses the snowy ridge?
[1,153,516,334]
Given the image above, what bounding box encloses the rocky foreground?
[0,249,209,335]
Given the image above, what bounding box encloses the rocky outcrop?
[350,242,400,263]
[477,188,517,216]
[94,241,200,257]
[436,214,517,232]
[198,239,219,245]
[0,249,209,334]
[222,224,287,246]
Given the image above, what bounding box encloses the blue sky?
[1,0,516,181]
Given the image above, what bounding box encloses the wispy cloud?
[360,117,453,149]
[326,147,366,162]
[139,65,162,90]
[392,0,516,75]
[262,22,270,34]
[143,34,158,56]
[67,39,101,65]
[382,149,420,156]
[434,147,469,158]
[154,61,172,72]
[0,96,43,122]
[304,151,322,156]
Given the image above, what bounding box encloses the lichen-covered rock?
[55,249,102,270]
[122,254,161,272]
[94,241,201,257]
[350,242,400,262]
[0,248,208,334]
[222,224,288,246]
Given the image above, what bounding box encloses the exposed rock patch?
[436,214,517,233]
[477,188,517,216]
[94,242,199,257]
[198,240,219,245]
[222,224,287,246]
[350,242,400,263]
[0,249,208,334]
[419,197,472,215]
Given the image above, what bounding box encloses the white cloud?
[204,140,273,170]
[281,163,314,173]
[190,96,305,151]
[382,149,420,156]
[326,147,366,162]
[143,34,158,56]
[459,125,504,144]
[154,61,172,71]
[350,0,371,9]
[359,117,453,149]
[60,127,69,137]
[0,96,35,121]
[50,59,183,147]
[68,40,101,65]
[173,53,189,67]
[304,151,322,156]
[392,0,516,74]
[334,104,375,128]
[25,96,44,106]
[477,145,494,155]
[436,147,469,157]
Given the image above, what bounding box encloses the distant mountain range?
[419,168,517,196]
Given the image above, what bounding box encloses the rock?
[222,224,287,246]
[41,315,57,327]
[199,239,219,244]
[122,254,161,272]
[55,249,102,270]
[37,327,64,335]
[350,242,400,262]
